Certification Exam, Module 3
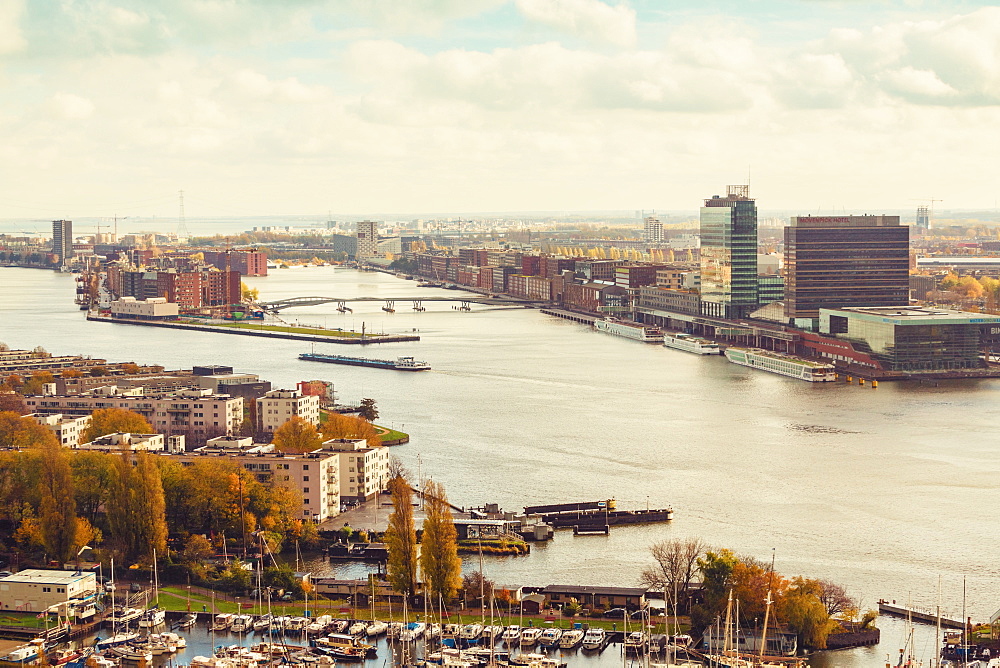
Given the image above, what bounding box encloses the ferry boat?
[593,318,664,343]
[724,347,837,382]
[299,352,430,371]
[662,332,722,355]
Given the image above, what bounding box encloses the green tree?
[780,576,837,649]
[690,549,738,632]
[357,398,379,422]
[420,479,461,605]
[106,451,167,564]
[82,408,154,442]
[181,534,214,564]
[22,372,56,395]
[271,416,323,453]
[70,451,116,522]
[384,475,418,596]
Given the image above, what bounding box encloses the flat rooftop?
[1,569,95,585]
[823,306,1000,325]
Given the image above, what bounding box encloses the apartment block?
[322,438,390,503]
[30,413,91,447]
[256,389,321,433]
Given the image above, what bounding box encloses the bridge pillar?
[412,300,425,312]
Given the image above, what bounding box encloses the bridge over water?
[260,295,542,313]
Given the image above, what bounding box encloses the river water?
[1,265,996,667]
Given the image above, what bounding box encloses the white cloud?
[516,0,636,47]
[882,67,957,100]
[0,0,26,54]
[47,93,95,120]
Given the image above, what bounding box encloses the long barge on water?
[299,352,430,371]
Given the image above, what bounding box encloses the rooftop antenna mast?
[177,190,191,240]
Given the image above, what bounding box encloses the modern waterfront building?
[109,297,180,321]
[699,186,758,319]
[356,220,378,260]
[322,438,391,503]
[51,220,73,265]
[784,215,910,321]
[819,306,1000,372]
[256,388,321,434]
[0,569,98,617]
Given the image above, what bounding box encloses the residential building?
[643,216,664,243]
[30,413,91,447]
[700,186,758,319]
[110,297,179,320]
[784,215,910,321]
[52,220,73,265]
[256,389,321,434]
[819,306,1000,372]
[23,388,244,440]
[203,249,268,277]
[0,569,98,618]
[159,435,341,521]
[322,438,390,502]
[356,221,378,260]
[78,432,170,452]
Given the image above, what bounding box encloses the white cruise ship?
[725,347,837,382]
[593,318,664,342]
[663,332,722,355]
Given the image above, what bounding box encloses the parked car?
[603,608,626,618]
[129,583,142,593]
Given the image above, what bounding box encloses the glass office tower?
[700,185,758,319]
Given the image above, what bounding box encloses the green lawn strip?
[0,613,50,629]
[373,426,408,442]
[209,323,365,338]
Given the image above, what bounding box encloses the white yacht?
[520,627,542,646]
[582,627,606,650]
[501,625,521,644]
[559,628,584,648]
[538,627,563,647]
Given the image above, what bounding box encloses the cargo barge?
[299,353,430,371]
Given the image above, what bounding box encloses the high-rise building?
[699,185,758,319]
[643,216,664,243]
[356,220,378,260]
[915,206,930,233]
[52,220,73,265]
[784,215,910,321]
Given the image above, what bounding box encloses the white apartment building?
[110,297,179,320]
[256,389,320,434]
[29,413,91,447]
[162,436,340,521]
[77,432,184,452]
[322,438,390,502]
[23,388,244,439]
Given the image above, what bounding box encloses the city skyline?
[1,1,999,218]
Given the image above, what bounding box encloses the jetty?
[524,500,674,529]
[878,602,965,629]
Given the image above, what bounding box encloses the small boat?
[365,620,388,637]
[314,633,376,659]
[107,606,144,625]
[538,627,563,648]
[559,628,584,649]
[3,642,41,663]
[399,622,426,642]
[177,612,198,629]
[501,625,521,644]
[386,622,404,638]
[160,631,186,649]
[286,617,308,633]
[253,614,274,631]
[582,627,606,650]
[459,623,483,642]
[109,645,153,663]
[517,652,566,668]
[329,619,349,633]
[425,623,442,639]
[138,606,165,628]
[270,616,291,634]
[520,627,542,646]
[230,614,254,633]
[482,625,504,643]
[307,615,333,634]
[95,631,141,648]
[210,613,235,631]
[48,648,85,665]
[623,631,648,653]
[348,621,367,636]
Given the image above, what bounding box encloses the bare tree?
[639,537,705,614]
[388,455,412,482]
[817,580,854,618]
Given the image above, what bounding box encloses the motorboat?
[481,625,504,643]
[582,627,606,650]
[459,623,483,642]
[348,620,368,636]
[230,614,254,633]
[253,614,273,631]
[624,631,648,653]
[138,607,166,628]
[559,628,584,648]
[399,622,426,642]
[177,612,198,629]
[501,625,521,644]
[520,627,542,646]
[538,627,563,648]
[365,620,388,637]
[307,615,333,634]
[210,613,235,631]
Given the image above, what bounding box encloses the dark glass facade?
[785,217,909,319]
[700,189,757,319]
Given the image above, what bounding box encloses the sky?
[1,0,999,220]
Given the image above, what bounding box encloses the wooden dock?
[878,602,965,629]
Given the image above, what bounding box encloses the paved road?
[320,497,429,534]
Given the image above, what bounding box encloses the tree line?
[640,538,870,650]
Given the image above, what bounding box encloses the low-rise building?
[78,432,178,452]
[322,438,390,502]
[29,413,91,447]
[541,584,648,611]
[109,297,179,321]
[256,389,320,434]
[0,569,98,618]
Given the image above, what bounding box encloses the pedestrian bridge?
[259,295,541,313]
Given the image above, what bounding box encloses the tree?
[384,476,418,596]
[21,372,55,395]
[420,479,461,605]
[462,570,495,608]
[241,282,260,302]
[690,549,738,632]
[0,392,27,414]
[36,435,79,562]
[82,408,154,442]
[319,413,382,446]
[358,398,379,422]
[780,577,837,650]
[639,538,705,614]
[106,451,167,564]
[0,411,59,449]
[388,455,412,481]
[817,580,854,618]
[181,534,214,564]
[271,416,323,453]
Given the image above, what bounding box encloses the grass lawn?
[0,613,51,629]
[373,426,408,442]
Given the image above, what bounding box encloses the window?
[303,487,309,493]
[303,465,309,470]
[303,476,309,481]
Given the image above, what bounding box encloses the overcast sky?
[1,0,998,220]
